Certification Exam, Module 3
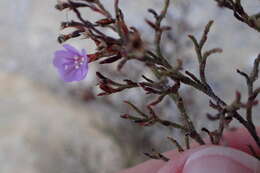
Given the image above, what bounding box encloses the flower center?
[73,56,85,69]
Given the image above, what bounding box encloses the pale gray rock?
[0,73,123,173]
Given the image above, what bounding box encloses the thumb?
[158,146,260,173]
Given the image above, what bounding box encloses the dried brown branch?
[144,149,169,162]
[121,103,186,130]
[55,0,260,160]
[214,0,260,32]
[146,0,171,67]
[185,134,190,150]
[167,136,184,152]
[169,93,205,145]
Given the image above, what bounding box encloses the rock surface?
[0,73,123,173]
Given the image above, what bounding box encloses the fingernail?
[183,146,260,173]
[157,146,260,173]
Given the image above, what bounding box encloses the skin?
[118,127,260,173]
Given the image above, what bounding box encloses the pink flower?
[53,44,88,82]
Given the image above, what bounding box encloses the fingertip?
[223,127,260,155]
[158,146,260,173]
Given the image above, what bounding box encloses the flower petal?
[57,65,88,82]
[63,44,80,56]
[53,50,74,68]
[59,67,78,82]
[79,61,88,80]
[74,68,87,81]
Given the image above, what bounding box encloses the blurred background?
[0,0,260,172]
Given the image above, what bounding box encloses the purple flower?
[53,44,88,82]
